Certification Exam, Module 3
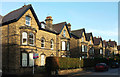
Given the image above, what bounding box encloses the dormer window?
[26,16,31,26]
[90,40,92,44]
[63,30,66,37]
[41,23,45,29]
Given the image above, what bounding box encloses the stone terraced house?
[0,4,71,74]
[0,4,119,75]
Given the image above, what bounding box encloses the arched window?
[29,33,34,45]
[41,38,45,48]
[26,16,31,26]
[22,32,27,45]
[50,40,54,49]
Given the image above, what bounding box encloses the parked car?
[95,63,109,71]
[111,62,119,68]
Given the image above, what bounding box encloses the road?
[59,68,120,77]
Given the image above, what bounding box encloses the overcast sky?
[1,2,118,44]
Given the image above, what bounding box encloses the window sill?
[21,44,36,47]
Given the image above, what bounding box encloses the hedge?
[45,57,118,71]
[45,57,83,71]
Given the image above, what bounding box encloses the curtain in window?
[62,41,65,50]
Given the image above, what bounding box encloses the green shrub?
[45,57,83,71]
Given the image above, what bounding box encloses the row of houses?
[0,4,119,74]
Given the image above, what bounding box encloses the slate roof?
[93,37,102,45]
[86,33,92,41]
[1,4,71,36]
[1,4,41,29]
[71,28,86,39]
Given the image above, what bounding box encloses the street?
[58,68,120,77]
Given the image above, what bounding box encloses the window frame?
[22,53,28,67]
[29,53,34,67]
[67,42,70,51]
[41,38,45,48]
[100,49,103,54]
[62,41,66,50]
[63,30,66,37]
[25,16,31,26]
[22,32,28,45]
[82,45,84,52]
[29,33,34,46]
[50,39,54,50]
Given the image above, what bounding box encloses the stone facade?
[1,5,70,74]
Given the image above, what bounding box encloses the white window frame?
[100,49,103,54]
[29,53,34,66]
[50,40,54,50]
[82,45,84,52]
[90,40,92,44]
[41,38,45,48]
[25,16,31,26]
[62,41,66,50]
[29,33,34,46]
[22,53,28,67]
[82,37,84,42]
[22,32,27,45]
[41,55,45,66]
[63,30,66,37]
[41,23,45,29]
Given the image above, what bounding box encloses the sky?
[1,2,119,44]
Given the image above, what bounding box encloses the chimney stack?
[109,39,111,42]
[67,23,71,32]
[45,16,53,29]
